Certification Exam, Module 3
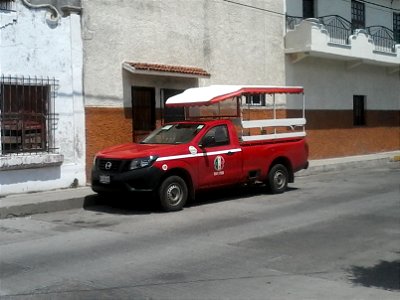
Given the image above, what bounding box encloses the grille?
[98,159,123,172]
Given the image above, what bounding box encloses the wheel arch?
[160,168,195,201]
[268,156,294,183]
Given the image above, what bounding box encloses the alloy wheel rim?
[166,184,182,206]
[274,171,286,189]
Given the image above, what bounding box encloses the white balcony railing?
[285,16,400,69]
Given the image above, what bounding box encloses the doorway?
[161,88,185,123]
[131,87,156,141]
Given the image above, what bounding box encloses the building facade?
[83,0,399,179]
[285,0,400,158]
[0,0,85,195]
[82,0,287,178]
[2,0,397,194]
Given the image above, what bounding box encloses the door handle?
[227,151,235,156]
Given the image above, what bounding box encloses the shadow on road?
[83,193,156,215]
[83,185,298,215]
[348,259,400,291]
[189,185,298,207]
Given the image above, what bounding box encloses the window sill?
[0,153,64,171]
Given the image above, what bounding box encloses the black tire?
[159,176,188,212]
[267,164,289,194]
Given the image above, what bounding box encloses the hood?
[96,142,194,160]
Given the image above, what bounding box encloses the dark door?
[131,87,156,131]
[353,95,366,126]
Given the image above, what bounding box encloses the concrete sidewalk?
[297,150,400,176]
[1,151,399,219]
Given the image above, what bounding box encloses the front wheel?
[159,176,188,212]
[267,164,289,194]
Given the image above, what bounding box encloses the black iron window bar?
[0,75,59,155]
[366,26,397,53]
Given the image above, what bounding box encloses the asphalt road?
[0,164,399,299]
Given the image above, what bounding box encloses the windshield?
[141,123,205,144]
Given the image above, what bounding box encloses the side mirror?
[199,136,215,148]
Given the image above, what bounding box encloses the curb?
[0,197,86,219]
[1,151,399,219]
[297,151,399,176]
[0,187,95,219]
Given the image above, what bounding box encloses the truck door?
[197,125,242,188]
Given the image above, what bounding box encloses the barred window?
[0,75,58,155]
[351,0,365,30]
[394,13,400,44]
[245,94,266,106]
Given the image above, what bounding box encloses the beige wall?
[82,0,286,108]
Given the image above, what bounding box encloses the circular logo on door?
[189,146,198,155]
[214,155,225,172]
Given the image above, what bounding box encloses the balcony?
[285,15,400,72]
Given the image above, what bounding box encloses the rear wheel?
[159,176,188,212]
[267,164,289,194]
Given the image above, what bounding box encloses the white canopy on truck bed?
[165,85,304,107]
[165,85,306,142]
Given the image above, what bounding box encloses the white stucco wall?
[286,56,400,111]
[316,0,349,19]
[82,0,286,108]
[286,0,301,16]
[0,1,85,195]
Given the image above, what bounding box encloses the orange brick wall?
[85,107,399,179]
[306,127,400,159]
[85,107,133,179]
[303,110,400,159]
[239,108,398,158]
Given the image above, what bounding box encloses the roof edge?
[123,62,210,78]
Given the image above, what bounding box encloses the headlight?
[129,156,158,170]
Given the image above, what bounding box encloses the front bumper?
[91,165,164,194]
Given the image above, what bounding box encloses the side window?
[245,94,266,106]
[200,125,229,148]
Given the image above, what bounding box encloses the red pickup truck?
[92,86,309,211]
